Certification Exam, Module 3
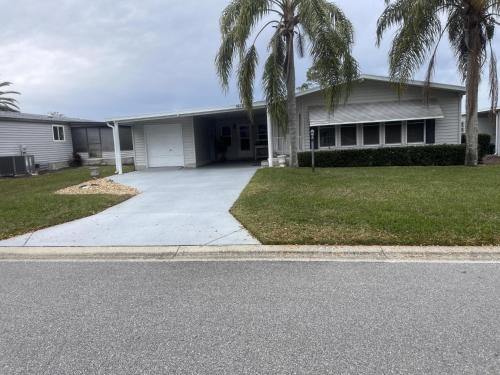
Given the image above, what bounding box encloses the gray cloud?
[1,0,497,119]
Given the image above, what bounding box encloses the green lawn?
[232,166,500,245]
[0,166,134,240]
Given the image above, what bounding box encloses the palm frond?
[0,81,20,112]
[263,32,287,129]
[238,45,259,119]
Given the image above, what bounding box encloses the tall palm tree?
[216,0,358,167]
[0,82,20,112]
[376,0,499,166]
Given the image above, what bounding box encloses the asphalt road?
[1,261,499,374]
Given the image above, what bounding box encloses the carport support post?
[266,109,274,167]
[107,121,123,175]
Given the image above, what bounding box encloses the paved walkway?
[0,164,260,247]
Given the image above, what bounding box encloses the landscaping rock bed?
[56,178,138,196]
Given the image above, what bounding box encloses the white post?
[107,121,123,175]
[266,109,274,167]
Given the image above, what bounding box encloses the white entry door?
[145,124,185,167]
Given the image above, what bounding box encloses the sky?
[1,0,498,120]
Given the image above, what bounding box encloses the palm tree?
[216,0,359,167]
[0,82,20,112]
[376,0,499,166]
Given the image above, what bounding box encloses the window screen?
[86,128,100,144]
[319,126,335,147]
[100,128,114,152]
[407,120,425,143]
[363,124,380,145]
[119,127,133,151]
[341,126,357,146]
[72,128,88,152]
[385,122,402,144]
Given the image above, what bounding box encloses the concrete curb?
[1,245,500,261]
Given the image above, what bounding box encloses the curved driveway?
[1,164,260,247]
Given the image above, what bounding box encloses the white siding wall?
[271,80,463,154]
[130,117,196,169]
[132,125,147,170]
[182,118,196,167]
[0,121,73,169]
[477,115,496,144]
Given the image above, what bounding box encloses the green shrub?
[461,133,492,159]
[298,145,466,168]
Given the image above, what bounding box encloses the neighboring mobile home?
[107,75,465,172]
[461,110,500,155]
[0,111,134,172]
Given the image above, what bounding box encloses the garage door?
[145,124,185,167]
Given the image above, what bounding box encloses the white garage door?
[145,124,185,167]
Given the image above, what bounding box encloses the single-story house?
[0,111,134,172]
[461,109,500,155]
[107,74,465,173]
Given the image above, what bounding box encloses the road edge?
[1,245,500,262]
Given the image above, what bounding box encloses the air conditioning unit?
[0,155,36,177]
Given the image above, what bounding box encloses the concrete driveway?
[0,164,260,246]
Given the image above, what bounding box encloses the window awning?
[309,100,444,126]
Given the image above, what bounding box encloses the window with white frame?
[340,125,357,146]
[52,125,65,141]
[363,124,380,145]
[319,126,335,147]
[407,120,425,143]
[384,122,402,144]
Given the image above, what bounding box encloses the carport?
[107,103,275,173]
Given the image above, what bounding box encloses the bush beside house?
[298,145,466,168]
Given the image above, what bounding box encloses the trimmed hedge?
[298,145,466,168]
[461,133,492,159]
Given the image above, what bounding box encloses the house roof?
[461,108,500,117]
[296,74,466,98]
[108,102,267,124]
[108,74,465,124]
[0,110,103,125]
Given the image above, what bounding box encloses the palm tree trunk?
[464,13,480,166]
[286,34,298,167]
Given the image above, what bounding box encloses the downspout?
[107,121,123,175]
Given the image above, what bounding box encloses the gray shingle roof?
[0,110,102,124]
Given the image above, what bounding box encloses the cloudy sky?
[1,0,497,120]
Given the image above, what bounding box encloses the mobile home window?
[385,122,402,144]
[319,126,335,147]
[363,124,380,145]
[52,125,65,141]
[407,120,425,143]
[341,125,357,146]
